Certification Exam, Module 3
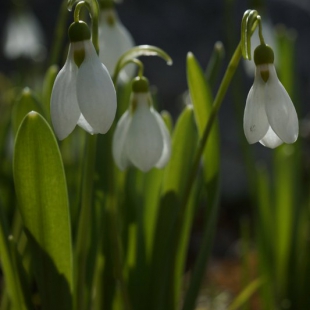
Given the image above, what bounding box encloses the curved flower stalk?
[99,7,135,82]
[51,21,116,140]
[243,18,277,76]
[3,9,45,61]
[244,44,298,148]
[113,77,171,172]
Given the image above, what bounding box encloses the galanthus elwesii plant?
[5,2,310,310]
[51,20,116,140]
[99,3,135,81]
[243,17,298,148]
[112,76,171,171]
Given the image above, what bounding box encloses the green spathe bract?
[68,21,91,42]
[254,44,274,66]
[13,112,73,310]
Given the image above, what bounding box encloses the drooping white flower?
[99,8,135,82]
[112,77,171,172]
[3,9,45,61]
[244,44,298,149]
[51,21,116,140]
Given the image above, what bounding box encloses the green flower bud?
[68,21,91,43]
[132,76,149,93]
[254,44,274,66]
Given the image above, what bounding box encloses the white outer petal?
[151,108,171,168]
[50,44,81,140]
[259,126,283,149]
[243,66,269,144]
[99,9,135,81]
[265,64,299,144]
[76,40,117,134]
[112,110,131,170]
[125,94,163,172]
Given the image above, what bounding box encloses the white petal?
[50,44,81,140]
[259,126,283,149]
[243,67,269,144]
[151,108,171,168]
[99,9,135,81]
[76,40,117,134]
[112,110,131,170]
[77,114,96,134]
[265,64,299,144]
[125,95,163,172]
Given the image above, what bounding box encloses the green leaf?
[12,88,43,136]
[149,105,199,310]
[187,52,220,183]
[182,52,221,310]
[13,112,73,310]
[228,278,264,310]
[0,201,34,310]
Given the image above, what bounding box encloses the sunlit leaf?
[13,112,73,310]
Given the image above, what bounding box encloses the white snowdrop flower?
[3,10,45,61]
[113,77,171,172]
[51,21,116,140]
[244,44,298,149]
[99,7,135,82]
[243,18,277,76]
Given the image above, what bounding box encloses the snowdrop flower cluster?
[112,76,171,172]
[244,44,298,148]
[51,21,116,140]
[99,6,135,82]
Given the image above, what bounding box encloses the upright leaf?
[13,112,73,310]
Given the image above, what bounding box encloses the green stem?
[75,134,97,310]
[72,0,100,54]
[257,17,265,45]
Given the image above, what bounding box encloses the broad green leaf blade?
[12,88,43,135]
[0,202,33,310]
[13,112,73,310]
[187,52,220,183]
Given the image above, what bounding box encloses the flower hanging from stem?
[51,4,116,140]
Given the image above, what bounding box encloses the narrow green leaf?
[205,41,225,88]
[228,278,264,310]
[0,201,33,310]
[187,52,220,183]
[13,112,73,310]
[273,144,296,296]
